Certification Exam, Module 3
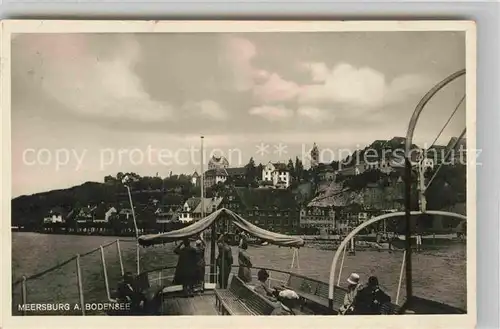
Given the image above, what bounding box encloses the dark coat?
[353,285,391,315]
[237,249,253,283]
[172,245,198,286]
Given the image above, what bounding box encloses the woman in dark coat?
[194,238,206,291]
[173,238,198,296]
[238,239,253,283]
[216,234,233,288]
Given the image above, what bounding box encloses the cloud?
[300,62,432,109]
[301,62,330,82]
[222,36,431,115]
[297,107,332,123]
[249,105,294,122]
[253,73,301,103]
[184,100,228,121]
[16,34,174,123]
[223,36,269,91]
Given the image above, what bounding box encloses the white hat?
[347,273,360,285]
[279,289,299,300]
[195,240,202,245]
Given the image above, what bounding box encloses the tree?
[287,159,295,179]
[245,157,257,183]
[104,175,116,185]
[294,157,304,181]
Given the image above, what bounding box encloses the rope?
[427,95,465,150]
[425,128,466,191]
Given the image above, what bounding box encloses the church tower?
[310,143,319,168]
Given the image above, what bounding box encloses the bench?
[282,274,347,314]
[215,276,276,315]
[380,302,401,314]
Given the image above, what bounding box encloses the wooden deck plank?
[160,292,218,315]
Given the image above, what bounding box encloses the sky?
[11,31,466,197]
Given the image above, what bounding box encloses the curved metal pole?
[328,210,466,307]
[404,69,465,153]
[403,68,465,304]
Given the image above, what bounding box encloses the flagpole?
[201,136,205,219]
[123,177,140,274]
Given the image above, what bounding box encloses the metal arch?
[327,210,466,304]
[402,68,465,303]
[404,69,466,155]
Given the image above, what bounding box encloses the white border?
[0,20,477,329]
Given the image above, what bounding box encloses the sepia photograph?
[2,20,476,328]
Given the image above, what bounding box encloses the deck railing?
[13,238,407,316]
[13,238,137,315]
[13,236,301,316]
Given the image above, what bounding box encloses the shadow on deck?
[159,290,219,315]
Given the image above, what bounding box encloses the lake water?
[11,232,467,315]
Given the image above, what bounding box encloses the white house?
[178,198,202,223]
[43,207,67,224]
[191,171,200,186]
[262,162,290,189]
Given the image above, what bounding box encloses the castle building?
[208,155,229,170]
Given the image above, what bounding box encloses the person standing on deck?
[216,234,233,288]
[271,289,300,315]
[173,238,197,297]
[194,238,206,292]
[339,273,362,315]
[237,238,253,283]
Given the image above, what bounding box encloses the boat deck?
[159,290,219,315]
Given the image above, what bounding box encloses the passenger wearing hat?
[353,276,391,315]
[254,269,277,302]
[271,289,300,315]
[339,273,362,315]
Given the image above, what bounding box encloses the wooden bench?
[282,274,347,314]
[215,276,276,315]
[380,302,401,314]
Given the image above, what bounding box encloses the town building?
[299,205,335,233]
[204,167,247,188]
[43,207,69,224]
[93,204,117,223]
[178,197,224,222]
[316,163,336,181]
[208,155,229,170]
[155,205,182,224]
[118,208,134,223]
[192,197,224,220]
[219,187,299,234]
[204,168,228,188]
[262,162,291,189]
[178,198,202,223]
[75,206,97,224]
[191,171,200,186]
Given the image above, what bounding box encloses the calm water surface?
[12,232,466,314]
